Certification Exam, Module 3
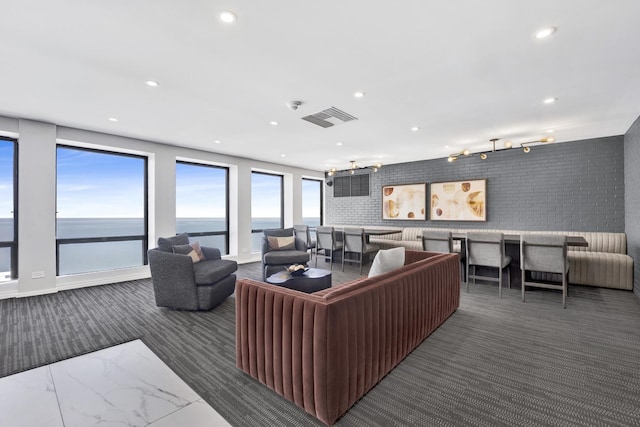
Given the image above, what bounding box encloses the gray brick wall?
[624,116,640,298]
[327,136,625,232]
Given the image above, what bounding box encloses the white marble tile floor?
[0,339,231,427]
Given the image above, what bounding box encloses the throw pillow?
[172,242,205,263]
[267,235,296,251]
[368,247,406,277]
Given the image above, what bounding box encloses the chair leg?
[498,267,502,299]
[359,253,363,275]
[562,275,567,308]
[507,266,511,289]
[466,263,470,292]
[342,247,345,271]
[522,269,526,302]
[315,248,319,267]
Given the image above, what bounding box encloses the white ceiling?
[2,1,640,172]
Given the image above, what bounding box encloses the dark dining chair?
[521,234,569,308]
[466,232,512,298]
[342,227,379,274]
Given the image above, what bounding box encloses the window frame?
[302,177,323,226]
[175,160,230,255]
[0,136,18,280]
[55,144,149,275]
[251,171,284,236]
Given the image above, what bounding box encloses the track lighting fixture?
[447,136,555,163]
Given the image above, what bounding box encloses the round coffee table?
[266,268,332,293]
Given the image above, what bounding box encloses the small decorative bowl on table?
[287,264,309,277]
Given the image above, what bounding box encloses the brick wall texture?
[624,117,640,298]
[326,135,625,232]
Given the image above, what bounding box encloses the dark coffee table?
[266,268,332,293]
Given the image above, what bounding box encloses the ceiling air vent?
[301,107,357,128]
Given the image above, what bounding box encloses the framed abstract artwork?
[430,179,486,221]
[382,183,426,220]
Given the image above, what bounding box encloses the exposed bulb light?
[523,147,531,153]
[535,26,557,39]
[447,156,457,163]
[540,136,555,143]
[372,167,378,172]
[354,91,366,98]
[349,169,355,175]
[219,11,237,23]
[504,141,513,149]
[543,97,558,104]
[480,153,488,160]
[327,168,336,177]
[462,149,470,156]
[145,80,159,87]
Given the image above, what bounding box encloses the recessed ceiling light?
[219,11,237,23]
[535,26,557,39]
[444,145,450,149]
[354,91,365,98]
[543,97,558,104]
[547,129,555,133]
[108,117,118,122]
[270,121,279,126]
[145,80,159,87]
[280,154,286,157]
[411,126,421,132]
[336,142,343,146]
[214,140,221,144]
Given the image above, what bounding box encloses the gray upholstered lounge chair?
[148,233,237,310]
[261,228,310,280]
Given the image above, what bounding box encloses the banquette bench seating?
[348,226,633,291]
[236,250,460,425]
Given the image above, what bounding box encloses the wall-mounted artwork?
[382,183,426,220]
[430,179,486,221]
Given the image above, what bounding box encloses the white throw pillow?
[368,247,406,277]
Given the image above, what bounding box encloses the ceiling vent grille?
[301,107,357,128]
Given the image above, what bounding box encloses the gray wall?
[326,135,625,232]
[624,116,640,298]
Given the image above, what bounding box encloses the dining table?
[451,232,588,247]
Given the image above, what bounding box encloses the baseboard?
[56,270,151,292]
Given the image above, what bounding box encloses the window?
[0,137,17,282]
[176,161,229,255]
[302,178,322,226]
[56,146,148,275]
[251,172,283,252]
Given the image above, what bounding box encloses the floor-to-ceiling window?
[302,178,323,226]
[176,161,229,255]
[0,137,17,282]
[56,145,148,275]
[251,172,283,252]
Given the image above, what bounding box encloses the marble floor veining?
[0,339,231,427]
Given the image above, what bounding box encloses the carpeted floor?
[1,262,639,426]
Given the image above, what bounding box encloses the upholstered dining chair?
[465,232,512,298]
[421,230,453,253]
[315,226,343,270]
[293,224,316,261]
[342,227,379,274]
[520,234,569,308]
[422,229,465,281]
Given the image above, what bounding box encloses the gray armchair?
[262,228,310,280]
[148,233,237,310]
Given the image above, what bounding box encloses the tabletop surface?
[266,267,332,284]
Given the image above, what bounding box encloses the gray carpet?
[1,261,639,426]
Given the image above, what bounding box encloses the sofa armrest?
[201,246,222,261]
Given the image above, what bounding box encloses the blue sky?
[0,141,14,219]
[6,146,322,220]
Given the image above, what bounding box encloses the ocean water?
[0,217,320,277]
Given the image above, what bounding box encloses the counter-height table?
[451,233,588,247]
